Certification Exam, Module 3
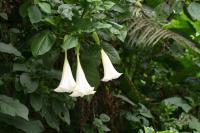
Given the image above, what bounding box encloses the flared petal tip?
[101,73,122,82]
[70,90,96,97]
[54,87,74,93]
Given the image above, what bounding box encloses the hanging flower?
[70,54,95,97]
[54,52,76,93]
[101,49,122,82]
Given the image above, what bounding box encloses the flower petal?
[54,52,76,93]
[101,49,122,82]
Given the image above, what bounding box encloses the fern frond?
[127,18,200,54]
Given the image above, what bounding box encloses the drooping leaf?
[138,103,153,119]
[81,45,101,87]
[163,97,192,113]
[20,73,39,93]
[38,2,51,14]
[30,30,56,56]
[61,35,78,51]
[0,95,29,120]
[114,94,137,107]
[28,5,42,23]
[52,100,70,125]
[44,109,60,131]
[30,94,43,111]
[19,2,30,17]
[0,42,22,57]
[0,115,44,133]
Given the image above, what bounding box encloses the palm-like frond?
[127,18,200,54]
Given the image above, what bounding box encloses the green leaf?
[0,95,29,120]
[44,109,60,131]
[19,2,30,18]
[30,30,56,56]
[187,2,200,20]
[20,73,39,93]
[28,5,42,23]
[138,104,153,119]
[102,43,121,64]
[13,63,30,72]
[0,115,44,133]
[100,114,110,122]
[102,1,115,10]
[52,100,70,125]
[38,2,51,14]
[0,42,22,57]
[58,4,74,20]
[30,94,43,111]
[114,94,137,107]
[0,12,8,20]
[163,97,192,113]
[189,116,200,131]
[61,35,78,51]
[117,28,127,42]
[81,45,101,87]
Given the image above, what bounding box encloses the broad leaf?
[114,94,137,107]
[44,109,60,131]
[38,2,51,14]
[28,5,42,23]
[0,42,22,57]
[187,2,200,20]
[58,4,74,20]
[52,100,70,125]
[61,35,78,51]
[0,95,29,120]
[20,73,39,93]
[30,30,56,56]
[0,115,44,133]
[30,94,43,111]
[81,45,101,87]
[163,97,192,113]
[19,2,30,18]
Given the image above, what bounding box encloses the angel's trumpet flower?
[54,52,76,93]
[101,49,122,82]
[70,54,95,97]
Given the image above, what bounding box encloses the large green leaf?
[81,44,101,87]
[28,5,42,23]
[187,2,200,20]
[52,100,70,125]
[30,94,43,112]
[30,30,56,56]
[0,42,22,57]
[163,97,192,113]
[38,2,51,14]
[44,109,60,131]
[20,73,39,93]
[0,95,29,120]
[0,115,44,133]
[61,35,78,51]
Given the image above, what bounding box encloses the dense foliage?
[0,0,200,133]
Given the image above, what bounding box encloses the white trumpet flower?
[101,49,122,82]
[70,54,95,97]
[54,52,76,93]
